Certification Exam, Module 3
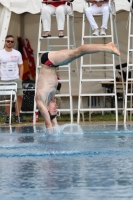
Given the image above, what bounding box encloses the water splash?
[43,123,84,135]
[44,125,61,135]
[60,123,84,135]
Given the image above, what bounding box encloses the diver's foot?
[107,42,120,56]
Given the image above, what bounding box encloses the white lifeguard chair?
[33,1,78,124]
[0,82,19,125]
[124,0,133,123]
[77,0,124,124]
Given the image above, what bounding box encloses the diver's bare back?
[37,65,58,105]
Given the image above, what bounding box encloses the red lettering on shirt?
[11,56,18,58]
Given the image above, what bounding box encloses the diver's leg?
[48,42,120,66]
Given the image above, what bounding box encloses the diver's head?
[47,98,58,120]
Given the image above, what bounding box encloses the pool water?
[0,124,133,200]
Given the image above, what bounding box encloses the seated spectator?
[85,0,110,36]
[42,0,74,38]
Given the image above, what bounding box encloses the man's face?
[5,37,14,48]
[47,98,58,115]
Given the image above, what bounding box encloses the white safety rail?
[33,1,78,124]
[124,0,133,123]
[0,82,19,125]
[77,0,123,124]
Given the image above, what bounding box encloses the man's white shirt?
[0,49,23,80]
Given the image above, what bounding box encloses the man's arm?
[42,106,53,128]
[18,64,24,80]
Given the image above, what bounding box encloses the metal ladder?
[77,0,124,124]
[124,0,133,123]
[33,1,78,124]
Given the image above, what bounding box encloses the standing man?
[0,35,24,123]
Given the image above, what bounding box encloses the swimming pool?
[0,124,133,200]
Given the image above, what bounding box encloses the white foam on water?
[43,124,83,135]
[44,125,61,135]
[60,123,84,135]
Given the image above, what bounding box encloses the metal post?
[0,7,11,49]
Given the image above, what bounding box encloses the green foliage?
[0,112,126,124]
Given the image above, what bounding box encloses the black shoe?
[58,33,64,38]
[14,116,26,123]
[42,34,51,38]
[4,116,10,124]
[14,116,19,123]
[20,116,26,123]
